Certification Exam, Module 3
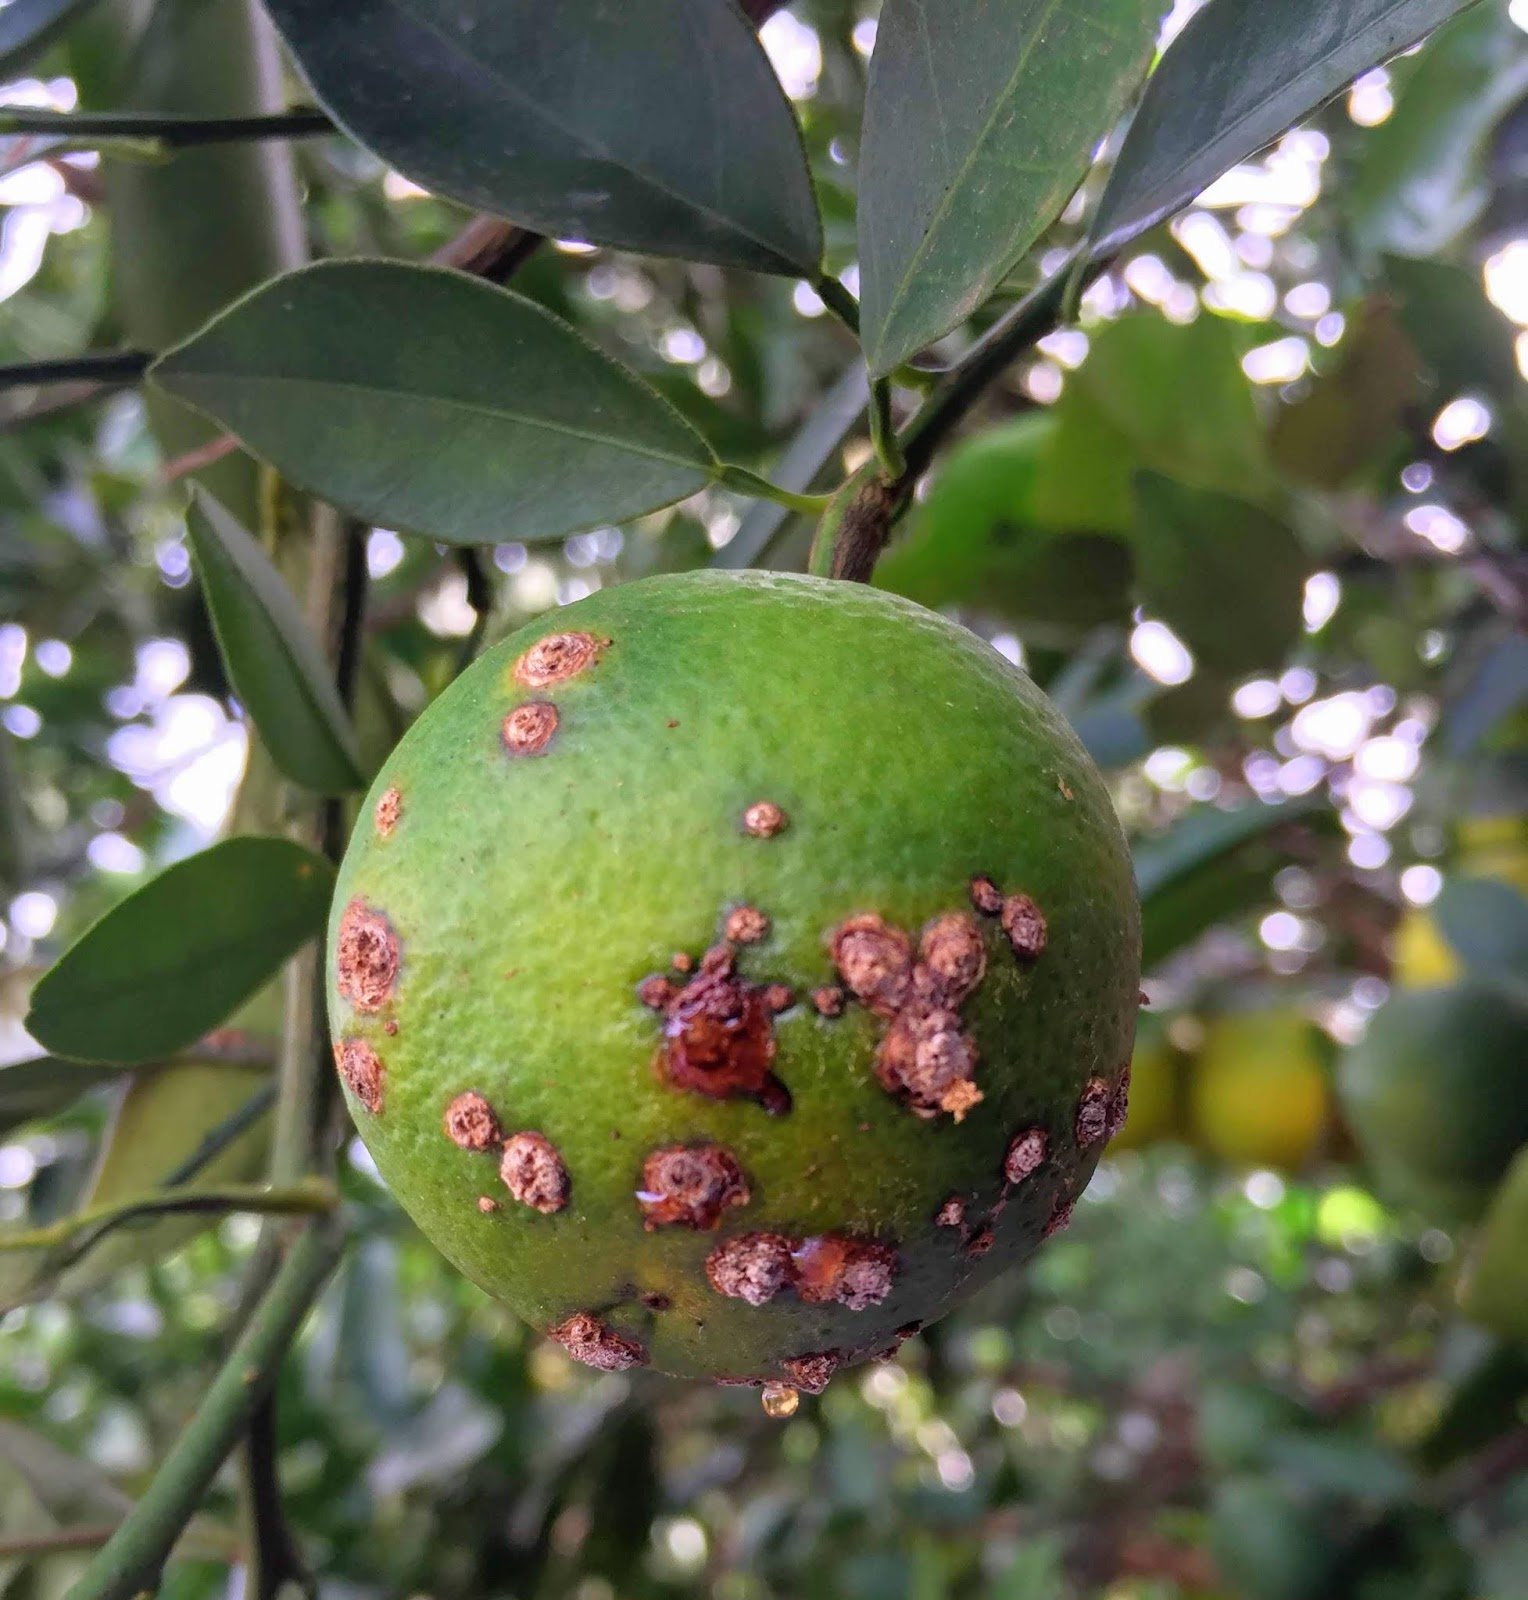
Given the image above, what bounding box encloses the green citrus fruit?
[1337,982,1528,1220]
[326,572,1139,1389]
[1187,1011,1330,1171]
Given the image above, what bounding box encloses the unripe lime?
[327,573,1139,1388]
[1188,1011,1330,1171]
[1337,982,1528,1220]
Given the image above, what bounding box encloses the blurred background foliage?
[0,2,1526,1598]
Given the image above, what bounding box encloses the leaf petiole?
[716,464,834,519]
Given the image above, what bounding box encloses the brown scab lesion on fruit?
[1003,1127,1048,1185]
[334,1037,385,1115]
[831,914,913,1018]
[783,1351,840,1395]
[1000,892,1048,961]
[811,985,846,1018]
[918,913,987,1005]
[968,874,1004,917]
[500,1131,570,1214]
[724,904,770,944]
[705,1232,795,1306]
[374,786,402,838]
[513,630,606,688]
[335,898,400,1014]
[742,800,788,838]
[546,1312,646,1372]
[640,1290,672,1312]
[502,700,559,756]
[650,943,791,1115]
[444,1091,501,1151]
[1107,1063,1132,1138]
[935,1195,966,1229]
[965,1225,995,1259]
[705,1231,899,1311]
[1043,1196,1075,1239]
[1075,1077,1112,1146]
[876,1002,982,1120]
[637,1144,751,1230]
[477,1195,499,1214]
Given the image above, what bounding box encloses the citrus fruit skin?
[326,572,1139,1385]
[1338,982,1528,1220]
[1187,1011,1330,1171]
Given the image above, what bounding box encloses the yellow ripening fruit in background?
[1188,1011,1331,1171]
[1108,1022,1184,1153]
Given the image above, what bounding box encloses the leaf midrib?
[870,0,1070,353]
[388,0,806,268]
[164,367,717,476]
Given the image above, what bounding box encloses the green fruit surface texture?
[1338,982,1528,1221]
[327,572,1140,1387]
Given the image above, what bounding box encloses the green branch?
[0,351,152,390]
[0,1178,337,1258]
[0,107,334,147]
[63,1219,345,1600]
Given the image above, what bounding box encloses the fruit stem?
[717,463,833,518]
[867,376,906,479]
[62,1218,345,1600]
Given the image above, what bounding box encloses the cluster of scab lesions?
[333,630,1133,1394]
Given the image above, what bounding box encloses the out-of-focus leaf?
[1137,798,1320,968]
[1270,301,1422,488]
[0,0,100,76]
[1433,876,1528,999]
[858,0,1159,374]
[1440,633,1528,758]
[0,724,26,895]
[0,1055,120,1137]
[152,261,718,546]
[264,0,820,274]
[26,837,333,1063]
[0,1418,238,1562]
[1386,253,1524,400]
[875,414,1134,628]
[1089,0,1479,259]
[1459,1146,1528,1341]
[187,487,362,795]
[1264,1432,1415,1502]
[1208,1478,1340,1600]
[366,1383,503,1499]
[1349,5,1528,262]
[1033,313,1271,528]
[1131,473,1308,676]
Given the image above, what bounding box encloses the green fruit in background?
[327,572,1139,1388]
[1458,1146,1528,1342]
[1337,982,1528,1221]
[1188,1011,1331,1171]
[1108,1017,1184,1153]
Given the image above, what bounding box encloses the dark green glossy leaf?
[26,838,334,1063]
[1090,0,1478,260]
[1271,300,1422,488]
[858,0,1159,375]
[264,0,820,275]
[1433,876,1528,999]
[152,261,718,545]
[1386,254,1524,400]
[0,1055,119,1137]
[1132,473,1309,676]
[188,487,362,795]
[1349,5,1528,262]
[0,0,100,75]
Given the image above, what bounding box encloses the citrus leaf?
[1089,0,1479,261]
[25,838,334,1063]
[1349,4,1528,263]
[858,0,1159,375]
[187,486,363,795]
[0,1055,121,1138]
[152,261,719,546]
[1131,473,1309,677]
[1433,876,1528,1001]
[1459,1146,1528,1342]
[0,0,101,76]
[263,0,820,275]
[1270,300,1422,488]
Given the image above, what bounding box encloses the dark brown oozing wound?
[444,1091,501,1150]
[655,945,790,1114]
[547,1312,646,1371]
[791,1235,898,1310]
[637,1144,750,1230]
[334,1037,384,1115]
[335,899,399,1013]
[500,1131,570,1214]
